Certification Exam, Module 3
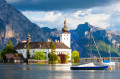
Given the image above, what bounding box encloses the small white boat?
[102,45,115,66]
[102,60,115,66]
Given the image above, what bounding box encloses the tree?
[48,42,58,64]
[26,41,30,59]
[65,54,70,63]
[48,53,58,64]
[58,54,70,63]
[71,50,80,63]
[34,51,46,60]
[1,40,17,59]
[49,42,56,53]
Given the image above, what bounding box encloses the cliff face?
[0,0,49,48]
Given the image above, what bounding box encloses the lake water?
[0,63,120,79]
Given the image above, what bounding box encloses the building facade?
[14,19,71,60]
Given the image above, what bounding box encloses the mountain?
[0,0,49,49]
[1,0,120,58]
[42,22,120,58]
[70,22,120,58]
[107,26,120,32]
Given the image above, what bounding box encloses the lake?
[0,63,120,79]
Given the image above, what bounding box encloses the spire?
[62,18,69,32]
[27,33,31,43]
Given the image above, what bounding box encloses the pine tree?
[49,42,56,53]
[26,41,30,59]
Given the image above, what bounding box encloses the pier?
[80,57,120,63]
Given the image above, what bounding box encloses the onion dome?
[62,19,69,32]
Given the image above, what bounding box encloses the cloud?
[6,0,119,11]
[6,0,120,31]
[22,9,110,30]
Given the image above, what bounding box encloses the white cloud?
[22,10,110,30]
[21,2,120,30]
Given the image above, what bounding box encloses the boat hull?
[70,66,108,70]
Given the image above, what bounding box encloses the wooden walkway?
[80,57,120,62]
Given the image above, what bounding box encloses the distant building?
[14,19,71,60]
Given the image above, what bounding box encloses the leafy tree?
[48,53,58,64]
[34,51,46,60]
[58,54,70,63]
[65,54,70,63]
[48,42,58,64]
[71,50,80,63]
[0,50,2,59]
[1,40,17,59]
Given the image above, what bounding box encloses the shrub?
[34,51,46,60]
[48,53,58,64]
[72,50,80,63]
[58,54,70,63]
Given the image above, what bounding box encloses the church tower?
[27,33,31,43]
[60,19,71,48]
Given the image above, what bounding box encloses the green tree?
[34,51,46,60]
[49,42,56,53]
[48,53,58,64]
[26,41,30,59]
[71,50,80,63]
[1,40,17,59]
[65,54,70,63]
[0,50,2,59]
[48,41,58,64]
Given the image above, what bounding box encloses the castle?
[14,19,71,60]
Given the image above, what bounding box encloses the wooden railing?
[80,57,120,62]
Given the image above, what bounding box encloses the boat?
[102,45,115,66]
[103,60,115,65]
[70,23,108,70]
[70,63,108,70]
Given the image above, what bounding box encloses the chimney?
[48,39,50,42]
[55,39,57,42]
[39,44,41,48]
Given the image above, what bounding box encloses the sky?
[6,0,120,30]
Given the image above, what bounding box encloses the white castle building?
[14,19,71,59]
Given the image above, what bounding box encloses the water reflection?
[48,65,71,71]
[0,63,120,79]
